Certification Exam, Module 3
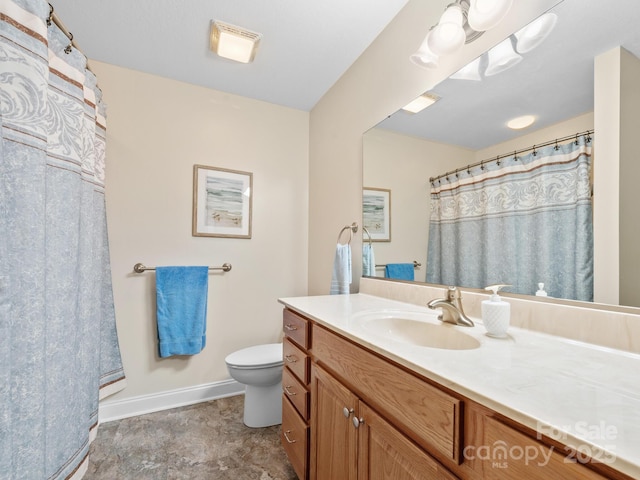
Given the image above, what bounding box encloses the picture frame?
[363,187,391,242]
[192,165,253,238]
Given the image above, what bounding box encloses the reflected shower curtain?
[426,135,593,301]
[1,1,126,479]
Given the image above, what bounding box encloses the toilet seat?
[225,343,283,369]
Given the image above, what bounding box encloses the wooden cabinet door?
[310,364,358,480]
[357,402,459,480]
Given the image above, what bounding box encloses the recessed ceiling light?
[507,114,535,130]
[210,20,262,64]
[402,93,441,114]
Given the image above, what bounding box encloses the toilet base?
[243,381,282,428]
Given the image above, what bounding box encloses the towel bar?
[133,263,232,273]
[375,261,421,269]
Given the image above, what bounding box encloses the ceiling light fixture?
[514,12,557,54]
[402,92,441,114]
[468,0,514,32]
[485,37,521,76]
[507,114,535,130]
[210,20,262,64]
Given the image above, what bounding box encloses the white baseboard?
[98,379,245,423]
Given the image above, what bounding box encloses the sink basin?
[353,310,481,350]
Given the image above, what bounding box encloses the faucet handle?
[446,286,461,301]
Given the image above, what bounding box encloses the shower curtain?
[1,1,126,478]
[426,135,593,301]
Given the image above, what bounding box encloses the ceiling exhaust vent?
[210,20,262,64]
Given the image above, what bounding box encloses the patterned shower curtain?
[1,1,126,478]
[426,135,593,301]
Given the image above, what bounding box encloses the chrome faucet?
[427,286,474,327]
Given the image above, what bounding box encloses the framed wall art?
[363,187,391,242]
[193,165,253,238]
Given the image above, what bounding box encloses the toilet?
[225,343,283,428]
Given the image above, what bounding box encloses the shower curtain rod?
[47,3,93,73]
[429,129,594,185]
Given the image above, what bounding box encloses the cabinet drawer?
[283,309,310,349]
[312,325,462,464]
[283,365,310,420]
[481,415,609,480]
[284,337,309,384]
[282,394,309,480]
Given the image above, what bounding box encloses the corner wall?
[93,61,309,404]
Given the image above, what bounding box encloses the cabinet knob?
[342,407,353,418]
[352,416,364,428]
[283,430,297,444]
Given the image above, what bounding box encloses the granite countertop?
[278,293,640,479]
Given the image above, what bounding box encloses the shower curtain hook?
[575,134,579,146]
[513,150,518,161]
[532,145,537,156]
[480,161,485,171]
[64,33,73,54]
[47,4,54,26]
[554,139,559,151]
[496,155,501,166]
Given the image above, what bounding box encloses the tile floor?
[85,395,297,480]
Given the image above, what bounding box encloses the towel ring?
[337,222,358,245]
[363,226,372,247]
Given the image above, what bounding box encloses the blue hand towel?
[156,266,209,358]
[362,243,376,277]
[330,243,352,295]
[385,263,414,281]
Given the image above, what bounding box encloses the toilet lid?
[225,343,283,368]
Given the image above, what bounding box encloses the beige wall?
[363,129,474,279]
[94,61,309,401]
[308,0,562,295]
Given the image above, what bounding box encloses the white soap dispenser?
[536,283,548,297]
[482,284,511,338]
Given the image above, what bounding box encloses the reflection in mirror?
[362,0,640,306]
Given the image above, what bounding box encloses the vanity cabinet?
[282,308,630,480]
[311,363,458,480]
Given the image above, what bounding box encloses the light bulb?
[485,38,521,76]
[410,35,439,69]
[468,0,513,32]
[427,4,465,56]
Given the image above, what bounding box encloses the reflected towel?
[156,266,209,357]
[385,263,414,281]
[330,243,352,295]
[362,243,376,277]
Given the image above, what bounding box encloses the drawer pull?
[283,430,297,444]
[352,416,364,429]
[284,385,297,396]
[285,354,298,363]
[284,324,298,331]
[343,407,354,418]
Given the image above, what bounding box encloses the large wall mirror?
[363,0,640,307]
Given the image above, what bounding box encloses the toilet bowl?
[225,343,283,428]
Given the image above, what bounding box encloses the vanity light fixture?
[410,0,513,70]
[210,20,262,64]
[402,92,441,114]
[410,35,440,69]
[427,3,466,56]
[468,0,514,32]
[485,37,521,76]
[514,12,558,54]
[507,114,535,130]
[450,55,482,80]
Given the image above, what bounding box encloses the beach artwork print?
[193,165,252,238]
[363,187,391,241]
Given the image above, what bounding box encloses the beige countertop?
[279,293,640,479]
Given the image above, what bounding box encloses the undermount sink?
[353,310,481,350]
